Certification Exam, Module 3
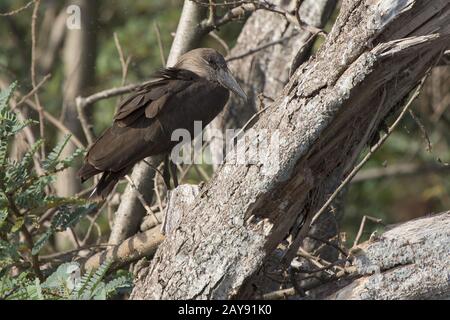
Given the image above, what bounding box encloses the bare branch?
[30,0,45,159]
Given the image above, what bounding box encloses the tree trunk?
[130,0,450,300]
[55,0,97,197]
[261,212,450,300]
[205,0,340,294]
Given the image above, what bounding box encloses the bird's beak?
[217,68,247,100]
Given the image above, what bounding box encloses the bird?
[78,48,247,199]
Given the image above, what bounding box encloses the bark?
[130,0,450,300]
[55,0,97,197]
[261,212,450,299]
[205,0,340,294]
[324,213,450,300]
[108,0,208,245]
[38,7,67,75]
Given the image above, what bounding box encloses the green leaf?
[0,209,7,228]
[0,240,21,268]
[72,260,112,300]
[31,230,51,255]
[11,217,24,233]
[43,262,80,292]
[43,134,71,171]
[0,82,16,107]
[28,278,44,300]
[104,274,133,298]
[61,148,85,168]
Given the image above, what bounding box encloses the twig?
[226,31,299,62]
[10,103,45,176]
[125,175,161,224]
[12,73,51,111]
[75,81,152,109]
[82,226,165,271]
[261,269,350,300]
[68,227,81,249]
[198,0,325,36]
[353,215,383,247]
[142,159,169,191]
[297,247,338,272]
[209,31,230,56]
[0,0,35,16]
[352,162,450,183]
[307,234,348,257]
[200,2,259,32]
[230,95,271,143]
[24,98,85,149]
[178,139,211,182]
[81,201,107,246]
[113,32,131,86]
[409,110,432,153]
[40,244,112,262]
[295,258,347,275]
[294,0,304,27]
[191,0,253,7]
[21,225,43,281]
[310,77,429,226]
[76,98,95,146]
[193,164,210,181]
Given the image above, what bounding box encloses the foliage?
[0,261,133,300]
[0,83,132,300]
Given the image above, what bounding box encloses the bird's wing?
[85,117,164,172]
[85,69,199,172]
[113,68,197,127]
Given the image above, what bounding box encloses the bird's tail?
[78,162,101,183]
[78,163,130,199]
[91,171,120,199]
[78,163,117,199]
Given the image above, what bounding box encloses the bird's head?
[175,48,247,100]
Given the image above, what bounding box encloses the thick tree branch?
[130,0,450,299]
[325,213,450,300]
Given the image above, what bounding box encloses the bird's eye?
[207,59,219,70]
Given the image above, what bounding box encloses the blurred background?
[1,0,449,249]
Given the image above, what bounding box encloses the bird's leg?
[163,154,180,189]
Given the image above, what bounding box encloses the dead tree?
[130,0,450,299]
[262,213,450,300]
[325,213,450,300]
[205,0,340,294]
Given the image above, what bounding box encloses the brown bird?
[78,48,246,198]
